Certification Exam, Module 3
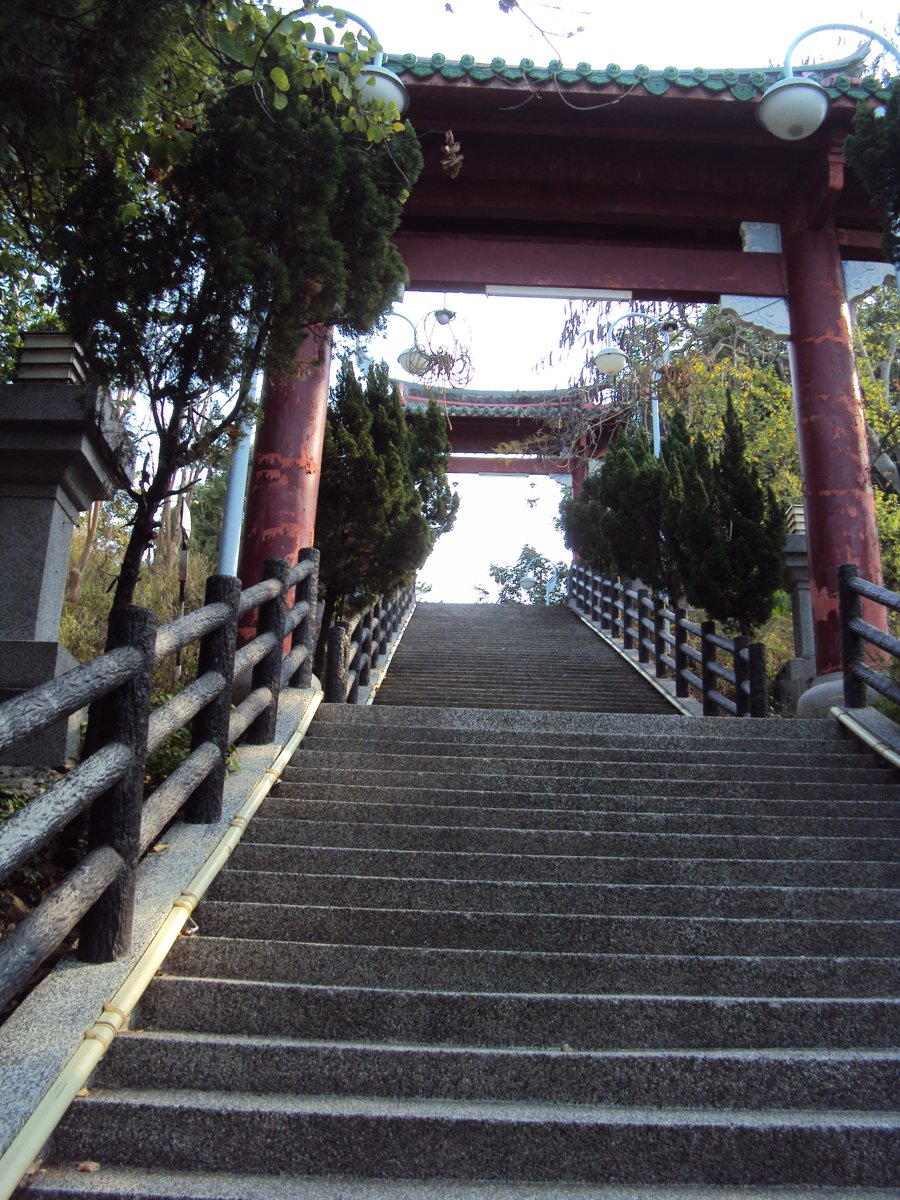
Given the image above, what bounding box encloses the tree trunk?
[66,499,102,605]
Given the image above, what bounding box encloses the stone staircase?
[31,603,900,1196]
[373,602,674,711]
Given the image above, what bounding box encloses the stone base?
[0,640,83,766]
[796,671,847,719]
[773,656,817,714]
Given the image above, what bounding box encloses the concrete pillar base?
[796,671,846,718]
[774,656,817,714]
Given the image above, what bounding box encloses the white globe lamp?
[757,76,831,140]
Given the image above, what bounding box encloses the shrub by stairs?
[30,603,899,1197]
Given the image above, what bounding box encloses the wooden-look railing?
[325,587,416,703]
[0,549,320,1012]
[838,564,900,710]
[568,562,767,717]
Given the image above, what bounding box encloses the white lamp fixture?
[519,556,560,605]
[756,76,831,141]
[360,64,409,115]
[757,23,899,141]
[334,10,408,116]
[394,307,474,386]
[397,346,431,375]
[276,7,409,116]
[592,344,628,375]
[592,311,677,456]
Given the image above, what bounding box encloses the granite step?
[267,779,899,818]
[229,840,899,887]
[93,1029,900,1111]
[373,695,673,711]
[285,748,894,785]
[206,868,899,921]
[262,792,900,839]
[47,1088,900,1186]
[309,705,844,741]
[191,899,899,957]
[163,936,900,999]
[282,765,897,802]
[25,1167,900,1200]
[241,816,899,862]
[300,729,878,768]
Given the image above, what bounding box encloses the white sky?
[326,1,898,601]
[368,1,897,71]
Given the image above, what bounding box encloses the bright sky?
[368,0,897,70]
[327,1,898,601]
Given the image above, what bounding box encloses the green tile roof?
[385,53,891,103]
[397,383,596,417]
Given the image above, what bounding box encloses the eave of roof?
[396,382,597,417]
[385,52,891,104]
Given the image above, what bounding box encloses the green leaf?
[269,66,290,92]
[234,69,254,85]
[272,90,288,111]
[323,26,335,46]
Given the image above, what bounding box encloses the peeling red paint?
[237,331,333,643]
[784,217,886,676]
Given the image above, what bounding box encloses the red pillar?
[237,329,332,641]
[783,216,886,677]
[571,458,588,497]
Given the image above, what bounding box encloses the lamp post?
[520,557,559,606]
[757,24,899,141]
[592,311,676,457]
[260,7,408,114]
[753,25,897,699]
[757,24,899,299]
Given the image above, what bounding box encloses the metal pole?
[217,426,254,577]
[651,390,661,458]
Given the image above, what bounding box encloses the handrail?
[838,564,900,710]
[0,648,142,754]
[325,586,416,703]
[0,547,321,1012]
[568,561,767,717]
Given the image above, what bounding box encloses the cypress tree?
[314,362,456,663]
[596,425,675,594]
[667,395,785,634]
[559,472,613,573]
[661,408,718,605]
[407,401,461,537]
